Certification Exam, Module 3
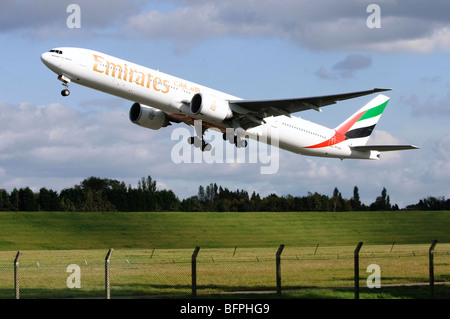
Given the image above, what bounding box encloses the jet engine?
[129,102,170,130]
[190,93,233,123]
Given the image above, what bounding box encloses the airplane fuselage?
[41,47,388,160]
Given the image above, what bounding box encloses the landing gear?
[187,121,248,152]
[188,121,212,152]
[223,132,248,148]
[61,87,70,96]
[187,136,212,152]
[58,74,71,97]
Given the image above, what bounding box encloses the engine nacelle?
[129,103,169,130]
[190,93,233,122]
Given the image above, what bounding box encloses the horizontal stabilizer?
[351,145,419,152]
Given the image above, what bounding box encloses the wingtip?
[374,88,392,92]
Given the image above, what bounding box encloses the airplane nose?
[41,52,50,66]
[41,51,61,71]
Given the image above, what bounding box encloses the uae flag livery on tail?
[305,94,417,155]
[305,95,389,149]
[337,94,389,147]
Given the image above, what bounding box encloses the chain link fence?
[0,242,449,299]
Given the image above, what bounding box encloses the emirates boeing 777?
[41,47,418,160]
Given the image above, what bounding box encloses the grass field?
[0,211,449,299]
[0,211,449,250]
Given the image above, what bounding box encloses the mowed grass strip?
[0,211,449,250]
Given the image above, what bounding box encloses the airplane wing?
[351,145,419,152]
[229,88,391,129]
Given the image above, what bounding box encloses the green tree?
[38,187,60,211]
[350,186,362,211]
[19,187,38,211]
[181,196,203,212]
[139,176,157,192]
[157,190,180,211]
[127,187,145,212]
[197,185,206,202]
[10,189,19,211]
[370,187,392,211]
[105,181,128,211]
[260,194,280,212]
[250,191,261,212]
[0,189,10,211]
[60,186,84,211]
[332,187,341,212]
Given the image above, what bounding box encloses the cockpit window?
[49,49,63,54]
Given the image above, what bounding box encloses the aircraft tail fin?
[334,94,389,147]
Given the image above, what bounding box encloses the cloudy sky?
[1,0,450,207]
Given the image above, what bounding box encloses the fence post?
[14,251,21,299]
[314,243,319,255]
[192,246,201,298]
[276,244,285,298]
[354,242,363,300]
[105,248,113,299]
[429,240,438,299]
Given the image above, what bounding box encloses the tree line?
[0,176,179,212]
[0,175,446,212]
[183,184,396,212]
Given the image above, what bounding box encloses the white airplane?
[41,47,418,160]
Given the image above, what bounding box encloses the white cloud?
[0,101,175,190]
[0,0,142,38]
[406,93,450,118]
[316,54,372,80]
[4,0,450,54]
[125,0,450,53]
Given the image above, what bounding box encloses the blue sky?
[1,0,450,207]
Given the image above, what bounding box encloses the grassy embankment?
[0,211,449,250]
